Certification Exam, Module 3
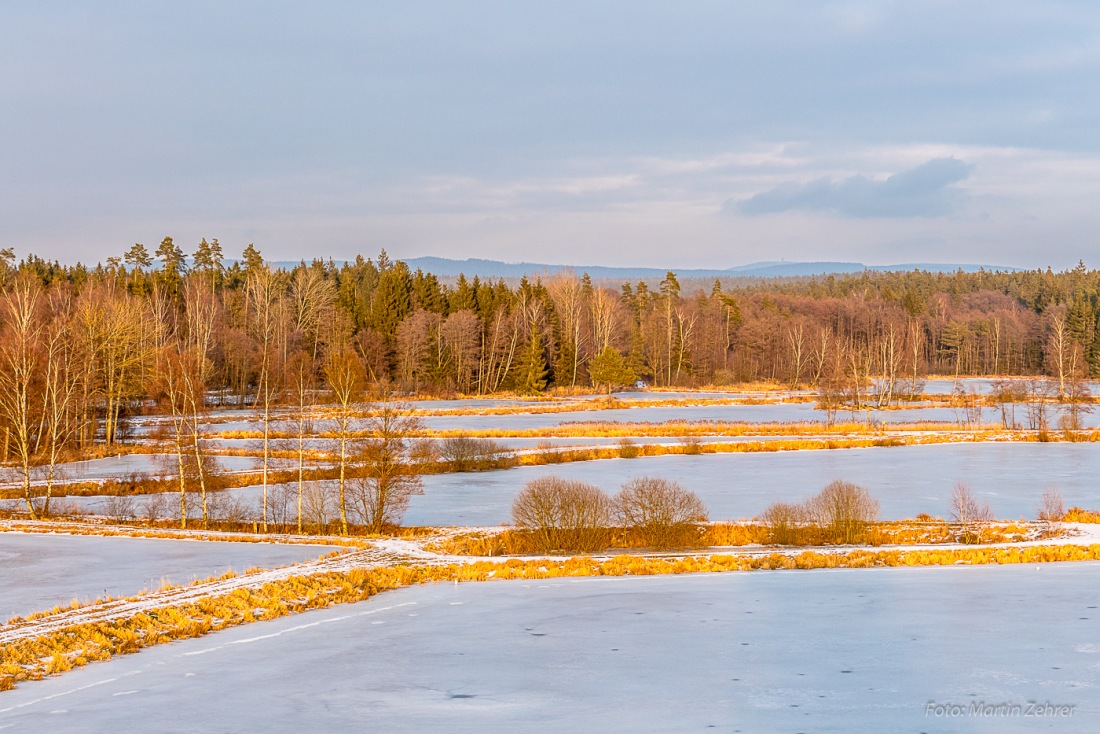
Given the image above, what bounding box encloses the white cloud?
[733,158,972,218]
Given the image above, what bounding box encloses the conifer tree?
[515,329,548,394]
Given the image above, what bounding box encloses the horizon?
[3,247,1055,276]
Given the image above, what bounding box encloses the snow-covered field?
[3,563,1099,731]
[0,533,337,619]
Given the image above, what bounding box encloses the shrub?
[208,491,256,525]
[101,494,137,521]
[1064,507,1100,523]
[535,442,566,464]
[1038,488,1065,522]
[140,493,170,523]
[761,501,807,545]
[806,480,879,544]
[615,476,708,549]
[438,436,510,471]
[950,481,993,543]
[678,435,704,454]
[618,437,640,459]
[511,476,612,553]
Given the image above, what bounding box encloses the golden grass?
[429,520,1043,555]
[508,432,1010,468]
[210,420,993,442]
[1064,507,1100,523]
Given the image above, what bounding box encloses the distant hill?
[264,256,1018,280]
[391,257,1018,280]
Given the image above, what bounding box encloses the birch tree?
[325,347,365,535]
[0,278,43,517]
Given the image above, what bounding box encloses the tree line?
[1,242,1098,472]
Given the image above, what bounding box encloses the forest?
[0,238,1097,459]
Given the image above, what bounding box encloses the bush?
[1064,507,1100,523]
[511,476,613,553]
[761,501,807,545]
[618,438,640,459]
[140,493,170,523]
[806,480,879,544]
[615,476,708,549]
[535,442,566,464]
[1038,488,1065,523]
[678,435,704,454]
[101,494,137,521]
[949,481,993,544]
[438,436,510,471]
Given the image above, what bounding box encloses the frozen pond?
[421,403,977,432]
[0,454,295,488]
[402,442,1100,526]
[189,395,1099,435]
[923,377,1100,395]
[57,442,1100,527]
[200,435,764,452]
[0,532,336,619]
[3,564,1099,731]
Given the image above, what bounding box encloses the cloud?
[734,157,972,217]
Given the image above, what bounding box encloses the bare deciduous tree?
[512,476,612,552]
[807,480,879,544]
[347,385,424,533]
[761,501,807,545]
[950,481,993,543]
[1038,488,1065,524]
[286,351,316,533]
[324,347,365,535]
[247,264,288,531]
[437,436,508,471]
[615,476,708,549]
[0,277,44,517]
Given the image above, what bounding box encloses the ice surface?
[401,442,1100,525]
[3,564,1099,732]
[190,400,1040,435]
[419,402,974,431]
[923,378,1100,395]
[0,454,292,487]
[0,533,336,619]
[54,442,1100,527]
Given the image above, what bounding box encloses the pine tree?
[124,243,152,270]
[193,238,224,288]
[588,346,635,395]
[515,330,548,394]
[242,243,264,274]
[154,236,186,296]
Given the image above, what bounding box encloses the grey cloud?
[734,158,972,218]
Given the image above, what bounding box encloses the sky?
[2,1,1099,270]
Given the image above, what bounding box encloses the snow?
[3,563,1100,731]
[0,532,337,619]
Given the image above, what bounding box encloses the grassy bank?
[5,542,1100,691]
